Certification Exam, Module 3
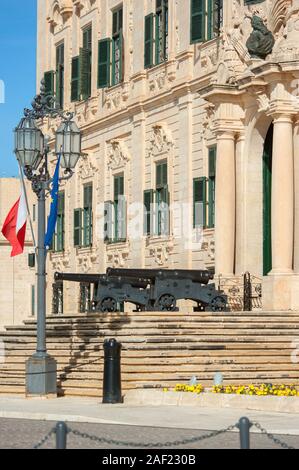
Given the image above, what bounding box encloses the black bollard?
[56,422,67,449]
[238,417,252,449]
[103,338,122,404]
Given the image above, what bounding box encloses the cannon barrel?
[55,272,106,284]
[54,272,150,289]
[106,268,213,285]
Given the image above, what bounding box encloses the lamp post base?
[26,354,57,397]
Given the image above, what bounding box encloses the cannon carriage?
[55,268,227,313]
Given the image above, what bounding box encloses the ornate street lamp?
[14,80,84,396]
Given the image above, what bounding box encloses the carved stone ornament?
[148,244,173,267]
[105,82,130,111]
[47,0,72,28]
[147,123,174,157]
[107,249,129,268]
[246,15,275,59]
[50,251,71,272]
[78,251,99,273]
[77,153,99,180]
[107,140,131,170]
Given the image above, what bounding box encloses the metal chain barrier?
[68,424,237,448]
[252,422,295,450]
[33,428,56,449]
[32,419,297,449]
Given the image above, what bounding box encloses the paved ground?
[0,396,298,437]
[0,418,297,449]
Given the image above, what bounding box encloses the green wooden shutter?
[71,56,80,102]
[156,162,167,188]
[144,14,154,69]
[83,185,93,247]
[194,177,207,228]
[191,0,205,43]
[74,208,82,247]
[98,39,111,88]
[116,196,127,241]
[159,186,170,236]
[208,146,216,228]
[44,71,55,96]
[79,47,91,101]
[207,0,214,40]
[56,192,65,251]
[104,201,114,243]
[144,189,154,235]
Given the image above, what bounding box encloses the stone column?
[235,132,246,274]
[270,115,294,274]
[215,131,236,275]
[293,116,299,272]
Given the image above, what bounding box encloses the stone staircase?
[0,311,299,397]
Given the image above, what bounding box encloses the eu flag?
[45,155,61,248]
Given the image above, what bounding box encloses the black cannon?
[106,268,225,312]
[55,269,226,313]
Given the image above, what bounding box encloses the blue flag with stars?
[45,155,61,248]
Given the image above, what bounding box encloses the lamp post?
[14,80,83,396]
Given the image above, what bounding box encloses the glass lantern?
[14,117,44,170]
[55,120,82,170]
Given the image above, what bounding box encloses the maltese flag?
[1,183,27,257]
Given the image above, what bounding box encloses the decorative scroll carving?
[107,140,131,170]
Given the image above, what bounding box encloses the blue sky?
[0,0,37,177]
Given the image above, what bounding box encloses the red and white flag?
[1,183,27,257]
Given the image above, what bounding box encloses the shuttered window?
[56,42,64,109]
[44,71,55,97]
[144,189,154,235]
[193,177,207,228]
[71,56,80,102]
[74,208,83,247]
[83,25,92,97]
[83,184,93,247]
[144,14,154,69]
[191,0,223,44]
[155,0,168,65]
[191,0,205,43]
[112,7,124,86]
[98,39,111,88]
[156,162,169,236]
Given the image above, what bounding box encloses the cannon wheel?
[209,295,227,312]
[99,297,118,313]
[157,294,177,312]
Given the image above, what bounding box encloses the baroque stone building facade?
[36,0,299,313]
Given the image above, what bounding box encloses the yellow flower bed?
[167,383,299,397]
[212,384,299,397]
[174,383,204,394]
